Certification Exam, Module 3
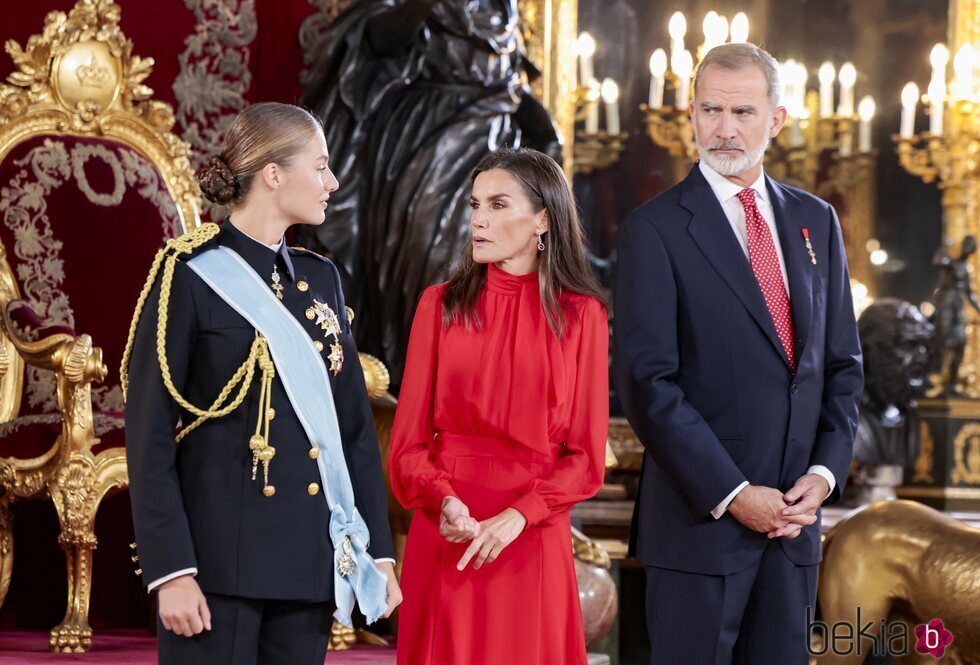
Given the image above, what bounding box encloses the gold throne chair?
[0,0,200,652]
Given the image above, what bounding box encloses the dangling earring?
[536,232,545,252]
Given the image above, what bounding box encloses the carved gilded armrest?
[1,300,107,455]
[0,336,8,381]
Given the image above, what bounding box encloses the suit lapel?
[767,177,813,363]
[681,166,790,368]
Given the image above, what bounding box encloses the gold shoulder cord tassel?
[121,223,280,496]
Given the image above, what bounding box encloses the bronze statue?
[301,0,561,385]
[853,299,934,467]
[818,500,980,663]
[929,235,980,396]
[846,299,934,504]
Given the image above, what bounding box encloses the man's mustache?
[708,141,745,151]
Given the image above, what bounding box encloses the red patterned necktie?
[736,188,797,372]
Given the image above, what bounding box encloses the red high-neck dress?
[390,264,609,664]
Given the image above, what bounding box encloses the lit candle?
[952,44,976,102]
[837,62,857,116]
[928,44,949,135]
[601,78,621,135]
[576,32,596,88]
[674,50,694,109]
[930,43,949,89]
[782,59,798,112]
[648,49,667,109]
[900,82,918,138]
[818,62,835,117]
[730,12,749,43]
[716,15,729,44]
[668,12,687,64]
[857,96,875,152]
[928,78,945,135]
[702,11,719,54]
[585,78,600,134]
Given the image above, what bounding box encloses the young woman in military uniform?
[122,102,401,664]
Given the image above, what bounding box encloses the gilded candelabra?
[895,31,980,393]
[570,33,628,174]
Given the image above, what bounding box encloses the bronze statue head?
[962,235,978,259]
[858,298,934,412]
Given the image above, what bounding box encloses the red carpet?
[0,631,396,664]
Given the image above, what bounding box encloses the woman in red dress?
[390,148,610,664]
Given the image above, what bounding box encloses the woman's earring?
[536,232,545,252]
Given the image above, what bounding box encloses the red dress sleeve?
[510,297,610,528]
[389,286,457,513]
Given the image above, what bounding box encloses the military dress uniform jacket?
[125,222,395,602]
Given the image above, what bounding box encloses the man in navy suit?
[614,42,863,664]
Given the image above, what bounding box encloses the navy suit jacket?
[614,164,863,576]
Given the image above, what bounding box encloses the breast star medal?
[802,228,817,265]
[312,299,344,375]
[271,265,284,299]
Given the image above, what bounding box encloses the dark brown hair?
[442,148,609,336]
[198,102,323,205]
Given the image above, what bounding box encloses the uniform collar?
[698,160,770,207]
[220,219,296,281]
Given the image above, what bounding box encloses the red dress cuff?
[423,479,457,513]
[511,492,549,528]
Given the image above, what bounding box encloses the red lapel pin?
[802,228,817,265]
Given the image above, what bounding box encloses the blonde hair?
[198,102,323,205]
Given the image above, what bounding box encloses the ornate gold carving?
[359,352,390,400]
[912,419,936,484]
[607,417,643,471]
[328,620,357,650]
[518,0,578,177]
[574,131,628,174]
[952,422,980,485]
[0,1,200,233]
[572,526,611,569]
[0,1,182,651]
[0,496,12,609]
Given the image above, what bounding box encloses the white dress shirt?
[147,221,393,592]
[697,161,836,519]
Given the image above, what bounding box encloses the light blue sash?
[186,247,388,626]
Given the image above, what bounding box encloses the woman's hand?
[157,575,211,636]
[377,561,403,619]
[440,496,481,543]
[456,507,527,571]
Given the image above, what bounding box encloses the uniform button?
[267,408,275,421]
[314,340,324,352]
[308,483,320,495]
[791,383,799,394]
[309,447,320,460]
[297,281,309,292]
[306,308,316,320]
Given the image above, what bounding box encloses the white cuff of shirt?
[147,567,197,593]
[711,481,749,519]
[374,558,396,566]
[806,465,836,499]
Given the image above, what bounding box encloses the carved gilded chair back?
[0,0,201,428]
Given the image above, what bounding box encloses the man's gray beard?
[696,134,771,177]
